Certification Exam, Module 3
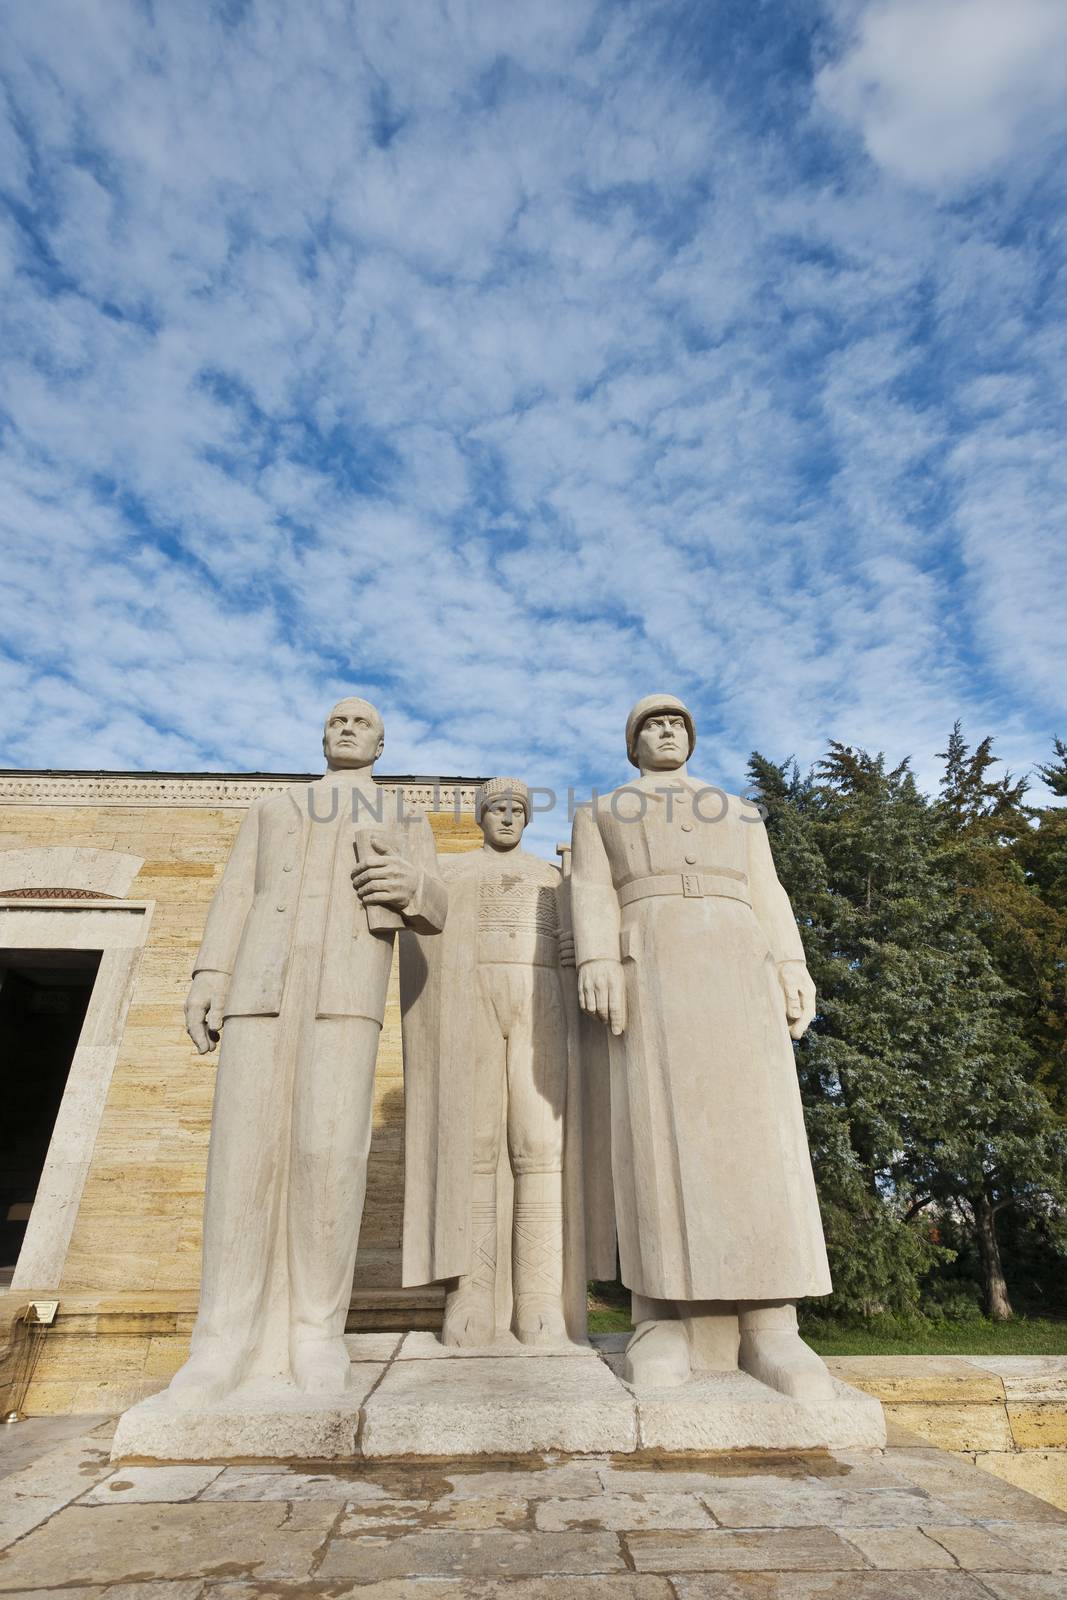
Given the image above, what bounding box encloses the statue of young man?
[170,698,447,1408]
[571,694,834,1397]
[402,778,614,1347]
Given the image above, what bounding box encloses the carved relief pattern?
[477,879,560,935]
[0,774,481,812]
[0,886,118,900]
[512,1197,565,1292]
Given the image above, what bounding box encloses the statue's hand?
[185,969,228,1055]
[579,958,626,1036]
[352,839,420,912]
[779,960,816,1040]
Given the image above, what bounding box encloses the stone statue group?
[170,692,835,1413]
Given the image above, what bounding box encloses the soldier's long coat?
[570,775,831,1304]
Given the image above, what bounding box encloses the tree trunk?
[974,1192,1013,1321]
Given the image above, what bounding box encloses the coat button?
[276,902,287,912]
[684,853,697,866]
[681,821,693,832]
[283,862,293,872]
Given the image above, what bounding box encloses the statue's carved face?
[480,796,527,852]
[322,700,384,770]
[636,713,688,772]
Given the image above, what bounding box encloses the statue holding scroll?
[170,698,447,1407]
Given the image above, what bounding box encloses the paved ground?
[2,1417,1066,1597]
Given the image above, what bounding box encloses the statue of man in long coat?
[170,697,447,1408]
[571,694,834,1397]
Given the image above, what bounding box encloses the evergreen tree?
[750,749,947,1315]
[1020,738,1067,1118]
[753,736,1067,1322]
[932,727,1067,1315]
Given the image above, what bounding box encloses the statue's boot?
[512,1167,567,1346]
[442,1167,497,1347]
[738,1300,835,1402]
[291,1334,352,1395]
[167,1337,248,1411]
[623,1319,690,1388]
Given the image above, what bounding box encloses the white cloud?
[0,0,1063,851]
[816,0,1067,188]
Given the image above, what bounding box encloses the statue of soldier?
[571,694,834,1397]
[170,698,447,1407]
[402,778,614,1347]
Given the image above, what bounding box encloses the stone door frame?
[1,898,155,1290]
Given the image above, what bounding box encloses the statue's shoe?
[513,1295,568,1347]
[166,1344,246,1412]
[441,1285,495,1348]
[623,1319,690,1388]
[291,1336,352,1396]
[738,1327,835,1403]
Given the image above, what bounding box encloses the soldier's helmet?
[625,694,697,768]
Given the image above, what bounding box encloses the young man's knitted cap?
[476,776,531,818]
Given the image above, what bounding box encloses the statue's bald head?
[322,697,385,771]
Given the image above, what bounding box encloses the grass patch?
[802,1314,1067,1356]
[588,1306,633,1335]
[587,1296,1067,1354]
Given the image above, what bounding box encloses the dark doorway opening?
[0,948,102,1279]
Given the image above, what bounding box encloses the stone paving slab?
[316,1527,630,1581]
[827,1356,1008,1404]
[626,1525,870,1571]
[214,1582,675,1599]
[0,1417,111,1481]
[884,1446,1067,1523]
[0,1501,340,1588]
[80,1464,225,1504]
[699,1477,969,1528]
[3,1428,1066,1597]
[0,1430,116,1549]
[534,1490,717,1531]
[672,1577,1004,1597]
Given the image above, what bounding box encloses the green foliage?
[751,730,1067,1323]
[801,1313,1067,1356]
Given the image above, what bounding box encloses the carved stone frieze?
[0,772,482,812]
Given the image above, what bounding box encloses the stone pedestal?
[111,1331,884,1463]
[362,1333,636,1456]
[110,1369,382,1463]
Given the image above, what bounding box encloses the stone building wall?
[0,771,483,1411]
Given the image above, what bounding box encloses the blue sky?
[1,0,1065,847]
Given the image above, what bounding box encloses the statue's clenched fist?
[185,969,228,1055]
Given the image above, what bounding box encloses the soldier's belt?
[617,871,751,908]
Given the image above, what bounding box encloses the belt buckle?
[681,873,701,897]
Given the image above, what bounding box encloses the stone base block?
[631,1370,887,1452]
[110,1368,383,1463]
[110,1339,885,1463]
[361,1345,638,1457]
